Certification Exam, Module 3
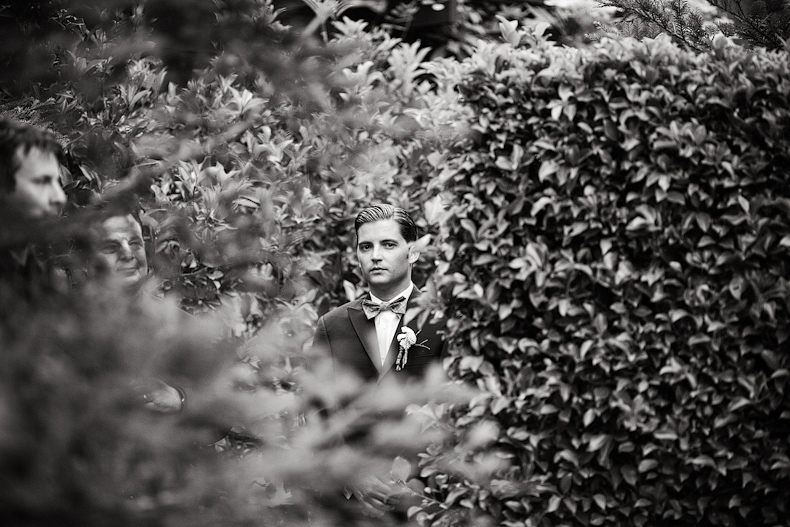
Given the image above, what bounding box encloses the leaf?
[728,397,751,412]
[603,120,619,141]
[445,486,469,505]
[729,275,745,300]
[638,459,659,472]
[583,408,597,427]
[712,32,729,50]
[654,429,678,441]
[424,195,445,225]
[588,434,609,452]
[391,456,412,481]
[508,427,529,441]
[495,156,515,171]
[538,161,558,182]
[531,196,554,216]
[497,16,521,47]
[593,493,607,510]
[343,280,359,302]
[621,465,638,486]
[533,21,551,38]
[558,84,573,102]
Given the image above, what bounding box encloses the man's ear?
[408,246,420,264]
[409,234,430,264]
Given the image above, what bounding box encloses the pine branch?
[707,0,789,48]
[601,0,713,51]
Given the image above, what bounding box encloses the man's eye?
[130,240,143,247]
[384,242,396,248]
[359,245,371,251]
[101,245,118,254]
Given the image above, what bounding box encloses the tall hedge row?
[424,28,790,527]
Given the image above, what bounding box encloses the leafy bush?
[420,25,790,527]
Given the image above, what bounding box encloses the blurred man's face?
[10,147,66,218]
[96,215,148,290]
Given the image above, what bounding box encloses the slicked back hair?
[355,204,418,243]
[0,118,64,193]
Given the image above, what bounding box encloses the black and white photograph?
[1,1,789,526]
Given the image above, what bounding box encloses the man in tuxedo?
[312,205,445,383]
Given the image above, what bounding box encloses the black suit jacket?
[312,286,446,383]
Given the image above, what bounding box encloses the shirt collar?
[369,282,414,305]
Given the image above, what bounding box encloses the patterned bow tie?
[362,296,407,319]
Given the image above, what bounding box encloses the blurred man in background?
[90,210,185,413]
[0,118,66,218]
[0,118,68,305]
[93,212,150,293]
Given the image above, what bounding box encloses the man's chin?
[366,275,390,286]
[25,208,61,220]
[113,271,144,290]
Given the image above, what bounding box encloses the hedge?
[418,26,790,527]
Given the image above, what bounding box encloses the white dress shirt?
[369,283,414,366]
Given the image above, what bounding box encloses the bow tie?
[362,296,407,319]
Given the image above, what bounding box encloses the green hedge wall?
[426,29,790,527]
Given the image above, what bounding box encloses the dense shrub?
[419,26,790,527]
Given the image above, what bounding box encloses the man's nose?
[118,242,134,261]
[371,245,383,260]
[50,181,66,209]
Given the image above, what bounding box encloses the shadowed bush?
[419,25,790,527]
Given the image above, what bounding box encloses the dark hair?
[0,118,64,192]
[354,205,418,243]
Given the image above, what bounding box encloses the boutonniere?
[395,326,428,371]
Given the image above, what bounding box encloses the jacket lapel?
[380,288,422,377]
[348,301,382,374]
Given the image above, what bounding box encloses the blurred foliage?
[0,276,468,525]
[415,21,790,527]
[268,0,607,55]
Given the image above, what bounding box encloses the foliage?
[710,0,790,49]
[601,0,790,50]
[598,0,715,51]
[270,0,606,56]
[0,276,464,526]
[417,23,790,527]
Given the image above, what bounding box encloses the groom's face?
[357,218,417,298]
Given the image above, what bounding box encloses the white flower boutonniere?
[395,327,427,371]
